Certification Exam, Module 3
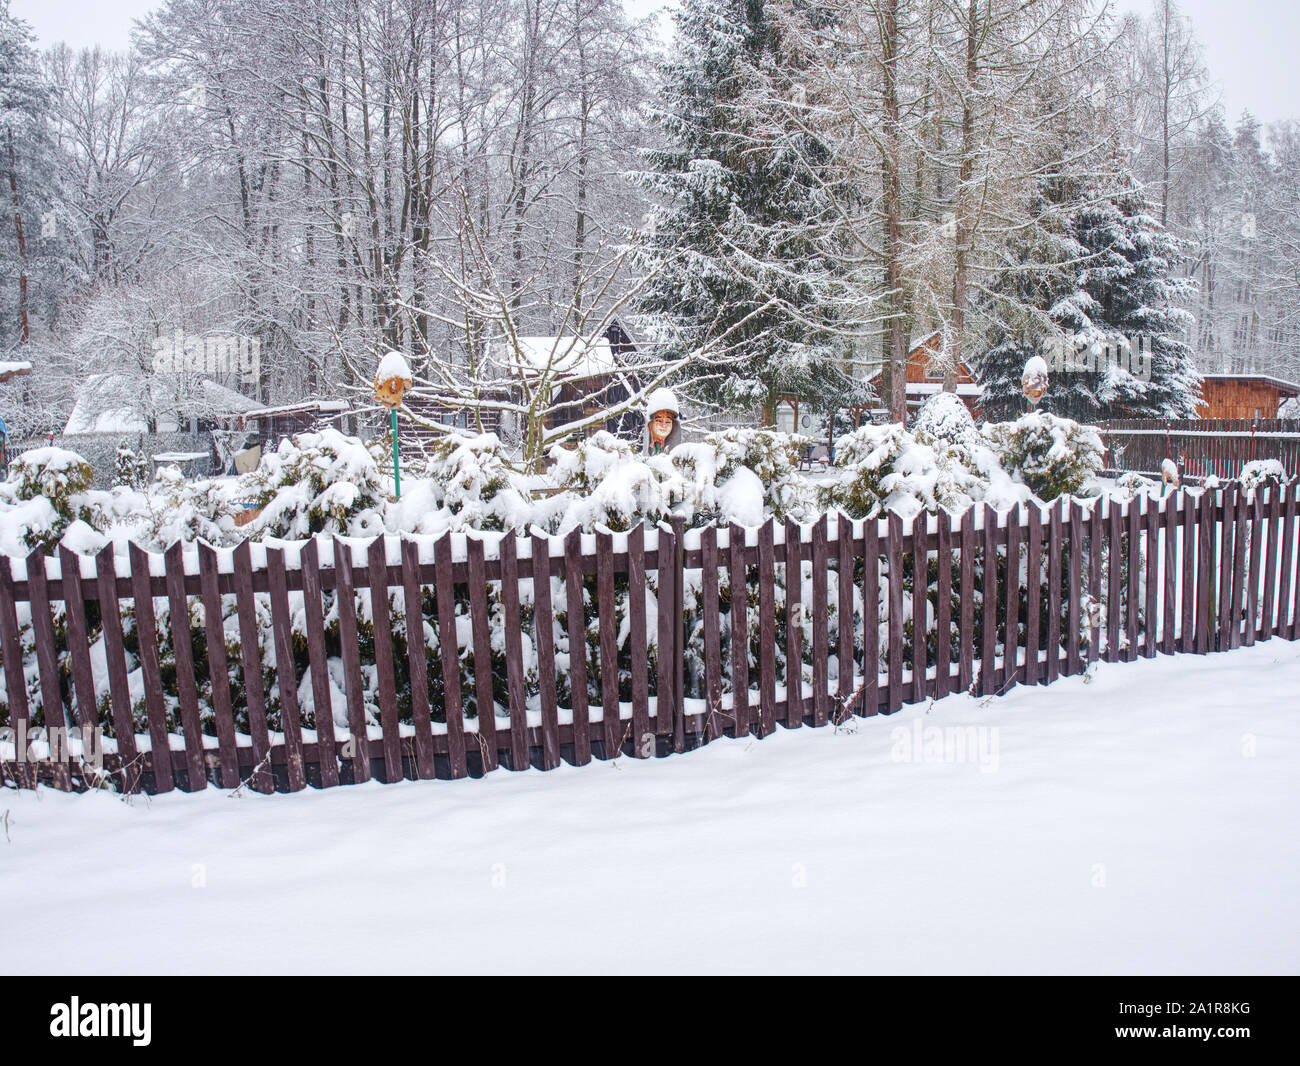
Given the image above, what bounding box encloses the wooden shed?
[1195,374,1300,420]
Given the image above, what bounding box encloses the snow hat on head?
[645,387,679,417]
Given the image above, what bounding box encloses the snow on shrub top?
[548,431,685,533]
[912,392,978,454]
[1239,459,1286,492]
[404,432,532,533]
[0,447,98,553]
[243,427,389,539]
[982,411,1103,501]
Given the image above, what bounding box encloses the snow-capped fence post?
[730,521,752,737]
[700,525,723,740]
[232,539,273,793]
[980,508,998,696]
[530,531,561,772]
[757,519,777,736]
[25,551,70,791]
[1067,501,1084,675]
[563,529,592,766]
[1278,481,1298,642]
[910,511,927,705]
[400,536,436,781]
[434,532,469,779]
[595,529,620,758]
[1004,504,1021,692]
[95,543,141,793]
[671,514,687,753]
[298,539,340,789]
[628,525,651,755]
[1260,485,1280,642]
[886,512,903,712]
[129,543,174,794]
[1046,501,1063,683]
[198,541,242,789]
[266,546,307,792]
[934,509,953,700]
[332,538,370,786]
[785,516,804,728]
[810,517,830,727]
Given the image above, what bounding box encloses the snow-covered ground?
[4,642,1298,975]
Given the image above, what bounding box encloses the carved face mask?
[649,411,674,442]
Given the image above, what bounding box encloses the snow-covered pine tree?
[1076,172,1201,417]
[978,166,1201,421]
[632,0,868,422]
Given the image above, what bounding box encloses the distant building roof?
[1199,373,1300,397]
[0,360,33,382]
[63,374,263,434]
[242,400,349,420]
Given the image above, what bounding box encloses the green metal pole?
[391,407,401,499]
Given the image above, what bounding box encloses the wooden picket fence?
[2,478,1298,795]
[1103,419,1300,481]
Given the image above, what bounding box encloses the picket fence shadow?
[1,477,1297,795]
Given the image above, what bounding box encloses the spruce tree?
[632,0,868,422]
[977,169,1201,422]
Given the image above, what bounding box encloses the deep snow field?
[3,641,1297,975]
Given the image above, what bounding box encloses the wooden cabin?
[1195,373,1300,420]
[240,400,354,449]
[405,320,643,448]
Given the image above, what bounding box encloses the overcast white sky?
[9,0,1297,127]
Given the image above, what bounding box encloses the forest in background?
[0,0,1296,439]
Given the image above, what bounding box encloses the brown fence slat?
[1231,484,1249,648]
[785,517,804,727]
[1025,503,1042,685]
[935,509,952,698]
[811,515,830,725]
[959,507,975,693]
[887,512,903,713]
[1244,491,1263,647]
[435,533,468,780]
[266,546,307,792]
[1261,484,1280,640]
[331,538,370,785]
[1125,498,1140,662]
[164,542,207,791]
[758,519,777,734]
[596,530,622,757]
[656,522,677,739]
[564,529,592,764]
[1004,505,1021,690]
[0,555,32,788]
[730,522,751,736]
[1106,499,1122,663]
[467,536,499,771]
[92,545,139,792]
[198,542,242,789]
[701,525,723,739]
[25,551,70,791]
[1280,481,1298,641]
[1162,492,1177,655]
[835,514,853,717]
[399,538,435,780]
[57,548,97,742]
[531,532,561,769]
[1195,487,1212,655]
[500,534,529,770]
[980,509,998,696]
[129,543,175,794]
[1218,486,1237,651]
[1088,499,1103,664]
[366,537,403,783]
[628,525,651,753]
[1066,501,1082,676]
[1181,491,1196,655]
[862,516,880,715]
[1046,501,1062,683]
[672,515,687,753]
[299,539,339,789]
[1143,496,1159,658]
[232,541,272,792]
[911,510,927,704]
